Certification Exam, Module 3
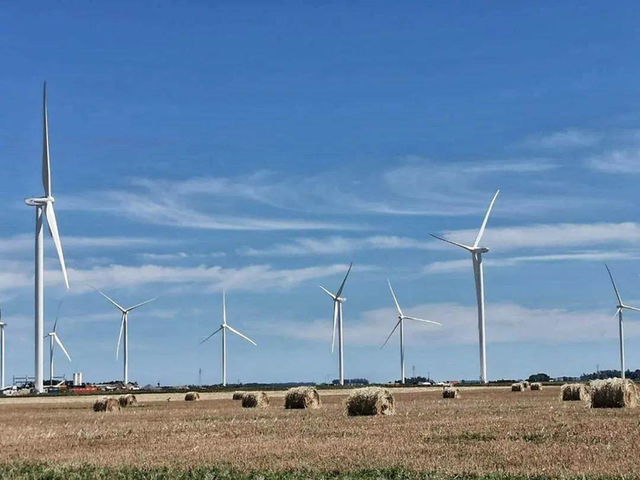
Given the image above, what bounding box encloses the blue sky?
[2,2,640,385]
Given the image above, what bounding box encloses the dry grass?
[1,386,640,477]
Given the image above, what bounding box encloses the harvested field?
[0,386,639,477]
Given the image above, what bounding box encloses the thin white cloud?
[522,129,602,150]
[63,190,363,231]
[587,148,640,174]
[258,302,627,346]
[0,234,164,254]
[238,235,434,257]
[440,222,640,252]
[423,251,636,274]
[62,262,367,294]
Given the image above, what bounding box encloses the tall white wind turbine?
[25,83,70,393]
[46,303,72,386]
[0,308,6,390]
[605,264,640,380]
[382,280,441,384]
[319,263,352,386]
[431,190,499,384]
[200,291,257,386]
[94,288,157,385]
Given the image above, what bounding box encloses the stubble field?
[0,386,639,479]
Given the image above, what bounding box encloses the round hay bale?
[511,382,524,392]
[561,383,588,402]
[530,382,542,391]
[442,387,459,399]
[522,381,530,389]
[588,378,637,409]
[119,394,138,407]
[242,391,269,408]
[232,391,245,401]
[184,391,200,401]
[346,387,395,416]
[284,387,321,409]
[92,396,121,412]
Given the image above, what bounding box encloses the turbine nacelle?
[25,196,54,207]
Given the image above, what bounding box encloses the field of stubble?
[0,386,639,479]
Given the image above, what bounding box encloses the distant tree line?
[332,378,369,386]
[580,369,640,380]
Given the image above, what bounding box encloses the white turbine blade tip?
[473,190,500,248]
[45,203,69,289]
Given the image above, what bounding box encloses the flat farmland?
[0,386,639,478]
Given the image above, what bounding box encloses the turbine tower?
[25,83,70,393]
[47,304,71,386]
[319,263,352,386]
[200,291,257,386]
[0,308,6,390]
[431,190,499,384]
[605,264,640,380]
[94,288,156,385]
[382,280,441,384]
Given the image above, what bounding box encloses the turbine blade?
[429,234,474,252]
[42,82,51,197]
[53,333,72,362]
[222,291,227,326]
[335,263,353,299]
[605,264,623,305]
[226,325,257,346]
[613,307,622,321]
[473,190,500,248]
[92,286,126,312]
[403,315,442,326]
[45,202,69,289]
[331,302,338,353]
[319,285,337,301]
[381,320,401,349]
[388,279,403,317]
[199,326,223,345]
[126,297,157,312]
[116,314,125,360]
[53,300,64,333]
[622,305,640,313]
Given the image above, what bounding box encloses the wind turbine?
[319,263,352,386]
[25,83,70,393]
[0,308,6,390]
[430,190,499,384]
[93,288,157,385]
[200,291,257,387]
[46,303,71,386]
[382,280,441,384]
[605,264,640,380]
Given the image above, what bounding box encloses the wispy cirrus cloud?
[257,301,626,346]
[423,251,637,274]
[587,148,640,174]
[0,234,165,254]
[238,235,434,257]
[439,222,640,252]
[239,222,640,258]
[521,129,602,150]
